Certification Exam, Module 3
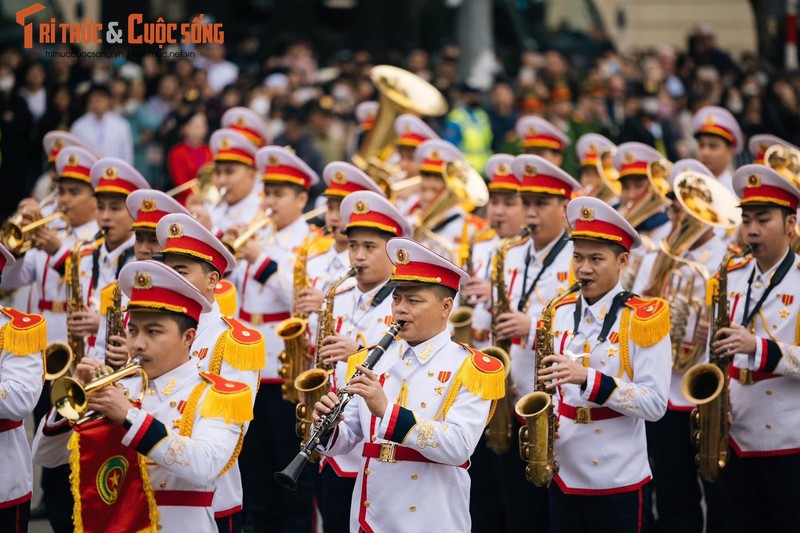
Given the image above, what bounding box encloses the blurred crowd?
[1,22,799,217]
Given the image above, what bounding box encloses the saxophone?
[277,228,332,403]
[449,224,493,344]
[483,228,529,454]
[104,281,125,370]
[680,244,750,482]
[65,230,105,365]
[516,281,583,486]
[294,267,357,444]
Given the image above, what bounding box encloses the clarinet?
[275,321,403,491]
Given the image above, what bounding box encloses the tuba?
[517,282,583,486]
[50,357,147,424]
[680,244,750,482]
[293,268,357,449]
[483,228,530,454]
[643,171,741,371]
[277,228,333,403]
[352,64,448,188]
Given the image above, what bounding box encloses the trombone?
[223,206,328,258]
[50,357,147,424]
[0,212,68,255]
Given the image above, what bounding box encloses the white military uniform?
[469,235,500,349]
[322,279,395,476]
[211,191,262,236]
[33,360,246,533]
[0,220,99,344]
[727,249,800,455]
[0,308,45,508]
[504,233,574,400]
[320,329,496,532]
[306,244,351,295]
[192,299,262,519]
[550,282,671,493]
[232,216,310,382]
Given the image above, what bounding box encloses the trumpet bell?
[44,342,74,381]
[673,171,741,232]
[619,159,672,228]
[1,212,68,255]
[50,376,87,421]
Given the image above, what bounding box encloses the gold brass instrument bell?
[43,342,75,381]
[165,162,223,204]
[0,212,68,255]
[763,144,800,252]
[50,358,148,423]
[618,158,673,230]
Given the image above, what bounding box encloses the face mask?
[727,99,743,114]
[92,72,111,84]
[250,97,270,116]
[332,86,352,102]
[123,99,139,115]
[0,76,14,92]
[642,98,659,116]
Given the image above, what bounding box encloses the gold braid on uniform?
[435,346,505,423]
[0,308,47,355]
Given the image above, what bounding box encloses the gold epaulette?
[216,317,265,371]
[725,255,752,274]
[304,227,335,258]
[624,296,670,347]
[345,348,370,380]
[466,214,490,232]
[99,282,117,315]
[198,372,253,424]
[454,344,505,401]
[553,293,579,310]
[214,280,237,317]
[0,308,47,355]
[474,228,497,243]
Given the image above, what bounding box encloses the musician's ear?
[616,250,629,270]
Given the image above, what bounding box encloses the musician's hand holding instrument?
[493,310,532,340]
[104,334,130,369]
[67,310,101,337]
[317,334,359,364]
[537,354,590,390]
[295,287,325,315]
[711,324,757,357]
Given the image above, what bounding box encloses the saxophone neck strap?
[518,231,570,312]
[741,249,794,327]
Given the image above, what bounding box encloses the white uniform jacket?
[549,283,671,494]
[211,191,262,237]
[320,329,496,533]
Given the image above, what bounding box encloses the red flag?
[68,417,158,533]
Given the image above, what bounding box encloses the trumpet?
[50,357,148,424]
[0,212,68,255]
[166,162,219,200]
[223,208,275,257]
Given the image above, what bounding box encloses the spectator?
[196,44,239,95]
[443,82,493,172]
[274,104,325,206]
[125,78,163,186]
[307,98,346,164]
[70,84,134,162]
[0,64,32,217]
[167,111,212,205]
[487,80,518,153]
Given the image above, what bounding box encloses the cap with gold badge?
[485,154,520,193]
[119,259,211,323]
[43,131,92,164]
[748,134,799,165]
[394,114,439,149]
[341,191,412,238]
[90,157,150,197]
[515,116,570,152]
[567,197,642,252]
[576,133,615,169]
[733,164,800,211]
[126,189,190,231]
[55,146,98,184]
[221,106,269,148]
[414,139,463,176]
[386,237,469,291]
[692,105,744,154]
[210,129,258,167]
[513,154,581,198]
[322,162,385,198]
[156,213,236,275]
[256,146,320,191]
[355,101,379,131]
[612,142,663,180]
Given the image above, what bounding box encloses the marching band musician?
[78,158,149,360]
[393,114,440,216]
[295,162,385,319]
[0,244,46,533]
[515,116,571,167]
[710,165,800,532]
[202,129,262,236]
[221,106,270,149]
[575,133,619,206]
[538,196,671,532]
[354,101,379,153]
[38,132,91,222]
[234,145,319,532]
[613,142,672,289]
[412,139,487,260]
[99,189,191,369]
[314,190,412,532]
[314,237,505,532]
[33,260,253,533]
[692,105,744,192]
[633,159,729,533]
[155,212,262,533]
[748,134,799,165]
[0,144,99,532]
[465,154,524,351]
[487,154,580,531]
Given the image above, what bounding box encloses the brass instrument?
[517,282,583,486]
[277,227,333,403]
[680,245,750,482]
[483,228,530,454]
[353,65,448,175]
[50,357,147,424]
[581,148,622,203]
[764,144,800,188]
[1,212,68,255]
[618,158,673,229]
[449,224,492,344]
[223,208,275,257]
[293,267,357,448]
[643,171,741,371]
[66,230,105,364]
[104,282,125,370]
[165,162,221,203]
[44,342,75,381]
